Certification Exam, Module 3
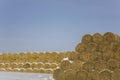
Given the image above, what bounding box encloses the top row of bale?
[76,32,120,53]
[81,32,120,44]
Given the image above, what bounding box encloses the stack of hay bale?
[53,32,120,80]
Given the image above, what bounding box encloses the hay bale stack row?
[53,32,120,80]
[0,51,72,73]
[0,51,71,63]
[0,62,58,73]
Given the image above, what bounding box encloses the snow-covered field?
[0,72,54,80]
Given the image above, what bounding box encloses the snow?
[0,72,54,80]
[62,57,73,63]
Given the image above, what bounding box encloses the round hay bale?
[64,69,76,80]
[13,68,20,72]
[93,33,103,43]
[39,68,45,73]
[20,68,26,72]
[17,63,24,68]
[49,63,58,69]
[110,42,120,52]
[0,63,5,68]
[37,62,44,68]
[94,60,107,71]
[4,63,10,68]
[81,34,93,44]
[87,42,98,52]
[26,68,33,72]
[71,60,83,71]
[75,70,88,80]
[99,70,112,80]
[68,52,79,61]
[78,52,97,62]
[23,63,31,68]
[78,52,91,62]
[103,32,116,43]
[31,63,37,68]
[89,51,103,62]
[88,70,99,80]
[60,60,72,70]
[45,69,54,74]
[102,50,114,61]
[6,68,13,71]
[43,64,50,69]
[112,69,120,80]
[53,68,65,80]
[107,59,119,71]
[75,43,88,52]
[82,62,94,72]
[11,62,18,68]
[114,48,120,61]
[0,68,6,71]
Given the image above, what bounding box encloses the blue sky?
[0,0,120,53]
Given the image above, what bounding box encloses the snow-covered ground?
[0,72,54,80]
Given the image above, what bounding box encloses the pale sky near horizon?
[0,0,120,53]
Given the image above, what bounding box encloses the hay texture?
[82,62,94,72]
[70,60,83,71]
[54,32,120,80]
[93,33,103,43]
[64,69,76,80]
[53,69,65,80]
[81,34,93,44]
[112,69,120,80]
[94,60,107,71]
[87,70,99,80]
[99,70,112,80]
[107,59,119,71]
[60,59,72,70]
[75,70,88,80]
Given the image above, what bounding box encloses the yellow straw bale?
[49,64,58,69]
[88,51,103,62]
[87,42,98,52]
[112,69,120,80]
[88,70,99,80]
[99,70,112,80]
[11,63,18,69]
[60,60,72,70]
[81,34,93,44]
[71,60,83,71]
[45,69,54,74]
[78,52,91,62]
[17,63,24,68]
[53,68,65,80]
[0,63,5,68]
[107,59,119,71]
[68,52,79,61]
[114,48,120,61]
[39,68,45,73]
[23,63,31,68]
[31,63,37,68]
[64,69,76,80]
[82,62,94,72]
[43,64,50,69]
[75,43,88,52]
[102,50,114,61]
[94,60,107,71]
[37,63,44,68]
[93,33,103,43]
[75,70,88,80]
[110,42,120,52]
[103,32,116,43]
